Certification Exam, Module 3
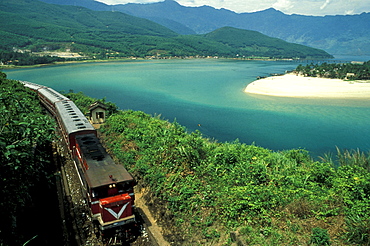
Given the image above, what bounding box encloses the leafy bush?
[310,227,331,245]
[63,91,118,116]
[67,92,370,245]
[345,214,370,244]
[0,73,55,244]
[295,61,370,80]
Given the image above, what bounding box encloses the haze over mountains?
[40,0,370,56]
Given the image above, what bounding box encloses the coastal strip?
[244,73,370,98]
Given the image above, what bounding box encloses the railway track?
[54,138,160,246]
[21,81,163,246]
[54,138,98,245]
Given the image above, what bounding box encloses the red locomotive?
[21,81,136,232]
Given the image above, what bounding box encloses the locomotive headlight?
[112,184,116,188]
[109,185,112,188]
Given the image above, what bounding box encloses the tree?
[0,73,55,244]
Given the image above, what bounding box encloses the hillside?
[97,101,369,246]
[0,0,177,58]
[50,88,369,246]
[204,27,330,59]
[0,73,57,245]
[0,0,331,64]
[2,73,369,244]
[57,0,370,56]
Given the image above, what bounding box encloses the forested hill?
[204,27,330,59]
[113,1,370,56]
[0,0,331,64]
[45,0,370,56]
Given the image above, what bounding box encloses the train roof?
[55,100,95,135]
[20,81,46,91]
[38,87,70,104]
[75,134,134,188]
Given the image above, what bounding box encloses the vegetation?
[3,76,369,245]
[0,73,55,245]
[98,0,370,56]
[63,90,119,117]
[0,49,66,66]
[295,61,370,80]
[204,27,332,59]
[0,0,332,66]
[98,109,370,245]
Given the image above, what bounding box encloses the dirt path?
[135,188,170,246]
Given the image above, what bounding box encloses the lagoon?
[6,59,370,158]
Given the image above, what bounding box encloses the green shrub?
[345,214,370,244]
[95,95,370,245]
[310,227,331,245]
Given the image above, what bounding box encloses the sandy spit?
[244,74,370,98]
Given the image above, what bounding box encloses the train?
[21,81,136,232]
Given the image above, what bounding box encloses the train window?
[91,190,97,198]
[69,113,77,116]
[71,116,78,118]
[92,183,127,199]
[77,126,86,129]
[117,182,131,193]
[92,187,109,198]
[75,123,84,126]
[73,119,81,122]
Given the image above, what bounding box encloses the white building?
[89,102,107,124]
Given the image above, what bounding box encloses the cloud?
[272,0,294,12]
[96,0,162,4]
[320,0,330,10]
[95,0,370,15]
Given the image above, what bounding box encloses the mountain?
[42,0,369,55]
[36,0,110,10]
[0,0,177,42]
[204,27,331,59]
[117,1,370,56]
[39,0,196,35]
[0,0,331,60]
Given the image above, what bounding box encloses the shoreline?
[0,57,319,70]
[244,73,370,98]
[0,58,139,70]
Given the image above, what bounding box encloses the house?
[345,73,356,80]
[89,101,107,124]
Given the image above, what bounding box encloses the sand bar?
[245,74,370,98]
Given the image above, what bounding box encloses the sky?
[95,0,370,16]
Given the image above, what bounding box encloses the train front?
[91,178,136,230]
[74,134,136,231]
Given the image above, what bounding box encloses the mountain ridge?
[0,0,332,62]
[40,0,370,55]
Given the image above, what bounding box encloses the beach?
[245,73,370,98]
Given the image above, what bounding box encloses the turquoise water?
[6,59,370,157]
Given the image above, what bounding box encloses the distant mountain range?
[39,0,370,56]
[0,0,331,60]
